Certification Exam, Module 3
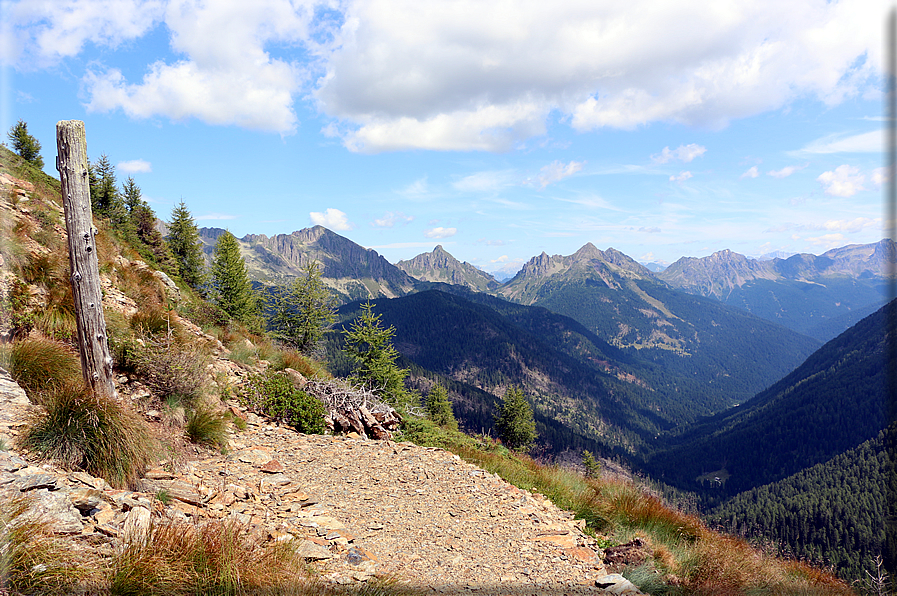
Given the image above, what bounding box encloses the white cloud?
[740,166,759,179]
[797,130,882,154]
[767,164,807,178]
[670,171,693,183]
[117,159,152,173]
[399,177,429,197]
[10,0,883,150]
[317,0,881,151]
[76,0,328,133]
[6,0,165,68]
[371,211,413,227]
[530,160,584,189]
[816,165,865,197]
[454,170,516,193]
[651,144,706,163]
[310,208,352,231]
[822,217,880,233]
[805,233,847,250]
[639,227,662,233]
[871,166,889,188]
[424,227,457,239]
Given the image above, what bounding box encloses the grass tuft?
[2,336,82,400]
[17,384,155,489]
[185,405,228,451]
[0,494,96,594]
[110,519,306,595]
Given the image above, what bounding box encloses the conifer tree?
[343,301,416,410]
[7,120,43,169]
[167,201,207,289]
[268,261,336,354]
[425,382,458,431]
[210,230,260,329]
[495,386,537,451]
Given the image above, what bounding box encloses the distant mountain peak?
[396,245,498,292]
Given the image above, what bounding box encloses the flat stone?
[14,474,57,492]
[122,506,151,542]
[534,533,578,548]
[0,452,28,472]
[69,488,102,513]
[260,459,284,473]
[144,468,176,480]
[595,574,644,595]
[296,539,334,560]
[25,489,83,534]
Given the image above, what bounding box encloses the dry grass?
[1,336,82,400]
[17,383,156,489]
[0,494,97,594]
[109,519,311,595]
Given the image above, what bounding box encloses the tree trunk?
[55,120,117,399]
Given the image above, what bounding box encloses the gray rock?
[0,452,29,472]
[23,489,84,534]
[295,539,334,560]
[595,573,644,595]
[0,370,29,405]
[69,488,102,513]
[14,474,57,492]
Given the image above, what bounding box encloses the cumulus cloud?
[316,0,880,151]
[651,144,706,163]
[117,159,152,173]
[871,166,889,188]
[530,160,584,189]
[77,0,327,133]
[821,217,880,233]
[740,166,759,179]
[817,165,865,197]
[806,233,847,249]
[310,208,352,230]
[371,211,413,227]
[670,171,693,183]
[424,227,457,239]
[768,164,807,178]
[9,0,882,150]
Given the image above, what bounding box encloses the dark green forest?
[646,299,892,498]
[708,428,890,583]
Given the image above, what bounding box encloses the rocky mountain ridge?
[396,245,498,292]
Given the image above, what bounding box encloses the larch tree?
[495,385,537,451]
[425,382,458,431]
[167,201,207,290]
[210,230,260,329]
[7,120,44,169]
[268,261,336,355]
[343,301,416,410]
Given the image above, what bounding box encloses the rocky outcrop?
[397,245,499,292]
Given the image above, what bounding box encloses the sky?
[1,0,889,277]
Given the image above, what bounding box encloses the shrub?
[17,384,155,489]
[3,337,82,400]
[185,405,228,451]
[0,495,94,594]
[136,337,209,407]
[243,372,327,434]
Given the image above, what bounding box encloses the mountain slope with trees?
[647,299,893,498]
[658,242,893,341]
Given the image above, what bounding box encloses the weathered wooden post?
[55,120,117,399]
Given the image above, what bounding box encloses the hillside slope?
[647,299,893,496]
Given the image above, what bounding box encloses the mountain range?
[199,225,892,344]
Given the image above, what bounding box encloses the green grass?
[1,337,82,400]
[185,405,228,451]
[17,384,156,489]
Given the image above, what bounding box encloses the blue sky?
[1,0,888,276]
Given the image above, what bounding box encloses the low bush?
[17,384,155,489]
[2,337,82,400]
[243,372,327,434]
[136,337,209,407]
